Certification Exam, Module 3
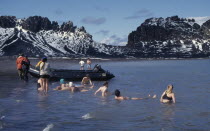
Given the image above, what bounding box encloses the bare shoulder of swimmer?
[115,96,127,100]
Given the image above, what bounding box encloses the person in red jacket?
[16,53,28,80]
[22,56,30,81]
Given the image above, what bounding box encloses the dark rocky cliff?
[126,16,210,58]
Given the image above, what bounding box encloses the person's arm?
[89,79,93,85]
[172,93,176,103]
[131,97,143,100]
[121,96,130,100]
[89,83,94,89]
[36,61,42,67]
[94,87,101,95]
[40,62,44,70]
[160,92,165,102]
[81,78,84,85]
[80,89,89,92]
[23,57,28,62]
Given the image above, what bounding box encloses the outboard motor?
[93,64,103,72]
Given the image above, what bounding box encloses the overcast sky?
[0,0,210,46]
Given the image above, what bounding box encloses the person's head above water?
[166,84,173,94]
[115,89,121,97]
[42,57,47,62]
[103,81,108,87]
[60,79,65,84]
[69,82,75,87]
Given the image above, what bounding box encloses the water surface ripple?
[0,58,209,130]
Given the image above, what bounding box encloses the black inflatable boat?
[29,64,115,81]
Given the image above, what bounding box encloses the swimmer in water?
[114,89,156,100]
[81,74,93,88]
[94,81,110,97]
[160,84,176,103]
[54,81,89,93]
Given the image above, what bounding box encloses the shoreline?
[0,56,209,61]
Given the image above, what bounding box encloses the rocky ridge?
[1,15,210,58]
[0,16,123,57]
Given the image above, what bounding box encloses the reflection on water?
[82,113,93,120]
[160,104,176,130]
[0,58,210,130]
[43,123,54,131]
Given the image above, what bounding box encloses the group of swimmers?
[37,74,93,93]
[37,73,176,103]
[94,81,157,100]
[17,55,175,103]
[54,74,94,92]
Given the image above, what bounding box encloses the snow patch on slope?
[188,16,210,25]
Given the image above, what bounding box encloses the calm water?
[0,58,210,131]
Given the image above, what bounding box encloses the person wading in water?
[39,57,51,93]
[160,84,176,103]
[16,53,29,81]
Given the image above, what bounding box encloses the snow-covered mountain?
[0,16,124,57]
[1,15,210,58]
[127,16,210,58]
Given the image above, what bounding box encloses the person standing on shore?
[39,57,51,93]
[79,59,85,70]
[16,53,28,80]
[87,58,92,70]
